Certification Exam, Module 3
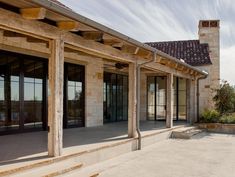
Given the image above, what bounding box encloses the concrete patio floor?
[0,120,186,171]
[67,132,235,177]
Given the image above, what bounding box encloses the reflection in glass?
[0,56,20,131]
[24,60,44,128]
[147,76,166,120]
[147,76,155,120]
[173,77,187,120]
[64,63,85,128]
[178,78,187,120]
[0,51,47,134]
[103,72,128,123]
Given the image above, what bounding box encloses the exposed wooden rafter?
[80,31,103,42]
[121,44,139,54]
[57,21,79,31]
[102,34,123,48]
[20,7,46,20]
[136,48,152,59]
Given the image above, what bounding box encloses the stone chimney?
[198,20,220,85]
[198,20,220,110]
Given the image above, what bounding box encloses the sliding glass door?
[103,72,128,123]
[173,77,187,120]
[0,50,47,134]
[147,76,167,121]
[63,63,85,128]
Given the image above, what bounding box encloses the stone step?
[171,127,203,139]
[10,158,83,177]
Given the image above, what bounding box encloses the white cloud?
[221,46,235,85]
[60,0,235,85]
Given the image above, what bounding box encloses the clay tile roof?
[146,40,212,66]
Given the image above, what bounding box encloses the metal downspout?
[136,51,157,150]
[196,75,208,122]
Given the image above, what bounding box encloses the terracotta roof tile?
[146,40,212,66]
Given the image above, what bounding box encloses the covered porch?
[0,121,187,171]
[0,0,208,171]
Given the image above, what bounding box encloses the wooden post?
[48,39,64,157]
[128,62,137,138]
[166,73,173,128]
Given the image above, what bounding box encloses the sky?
[60,0,235,85]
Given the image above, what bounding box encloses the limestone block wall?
[197,65,214,114]
[85,57,104,127]
[198,20,220,113]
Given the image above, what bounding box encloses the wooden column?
[166,73,174,128]
[48,39,64,157]
[128,62,137,138]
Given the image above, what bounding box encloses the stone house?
[0,0,219,158]
[147,20,220,115]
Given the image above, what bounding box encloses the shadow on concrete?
[0,121,185,167]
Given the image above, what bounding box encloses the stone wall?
[198,20,220,114]
[85,57,104,127]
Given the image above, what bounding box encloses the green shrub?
[219,113,235,124]
[213,81,235,114]
[200,109,220,123]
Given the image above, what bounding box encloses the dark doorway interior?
[63,63,85,128]
[103,72,128,123]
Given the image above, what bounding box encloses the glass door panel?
[64,63,85,128]
[147,76,155,120]
[147,76,166,121]
[0,56,20,132]
[23,60,44,129]
[156,77,166,120]
[103,72,128,123]
[178,78,187,120]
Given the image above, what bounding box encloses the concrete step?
[171,127,204,139]
[10,158,83,177]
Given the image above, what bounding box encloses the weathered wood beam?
[80,31,103,42]
[176,64,184,71]
[190,70,194,75]
[136,48,152,59]
[48,39,64,157]
[20,8,46,20]
[57,21,79,32]
[102,34,123,48]
[0,8,139,63]
[145,62,194,79]
[121,44,139,54]
[183,68,190,74]
[156,56,162,63]
[64,47,92,56]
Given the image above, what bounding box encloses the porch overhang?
[0,0,208,78]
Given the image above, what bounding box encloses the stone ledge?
[197,123,235,134]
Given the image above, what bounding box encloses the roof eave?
[28,0,207,77]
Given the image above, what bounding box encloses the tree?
[213,81,235,114]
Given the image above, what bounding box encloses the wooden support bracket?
[20,7,46,20]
